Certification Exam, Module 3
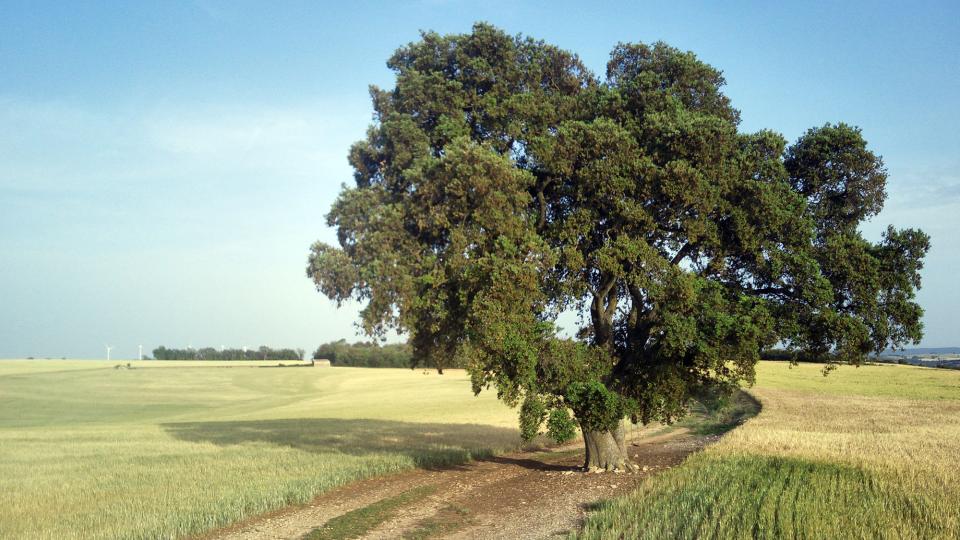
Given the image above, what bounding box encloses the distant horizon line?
[4,345,960,362]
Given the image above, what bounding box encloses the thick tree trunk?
[581,423,636,472]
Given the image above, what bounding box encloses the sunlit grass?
[577,362,960,539]
[0,360,520,539]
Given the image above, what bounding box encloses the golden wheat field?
[577,362,960,539]
[4,360,958,539]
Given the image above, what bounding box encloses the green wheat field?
[0,361,520,539]
[577,362,960,539]
[2,360,958,539]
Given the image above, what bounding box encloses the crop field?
[0,360,520,539]
[5,360,958,540]
[577,362,960,539]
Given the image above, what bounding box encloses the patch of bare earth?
[205,427,717,540]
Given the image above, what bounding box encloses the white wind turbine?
[105,344,113,362]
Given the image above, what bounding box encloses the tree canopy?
[312,339,415,368]
[307,23,929,470]
[152,346,304,361]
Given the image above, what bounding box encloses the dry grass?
[0,360,520,539]
[577,362,960,539]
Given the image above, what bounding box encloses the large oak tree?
[308,24,929,470]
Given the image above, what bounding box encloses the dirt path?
[207,427,717,540]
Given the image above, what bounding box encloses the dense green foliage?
[307,24,929,452]
[312,339,414,368]
[152,345,303,361]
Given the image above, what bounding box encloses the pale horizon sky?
[1,1,958,358]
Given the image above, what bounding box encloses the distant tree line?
[152,346,304,361]
[312,340,415,368]
[760,349,835,363]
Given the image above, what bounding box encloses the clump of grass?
[576,362,960,539]
[305,485,437,540]
[403,503,473,539]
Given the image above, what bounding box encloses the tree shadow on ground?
[480,455,573,472]
[679,388,762,436]
[162,417,523,469]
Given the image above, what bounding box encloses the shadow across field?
[162,390,760,473]
[479,454,573,472]
[163,417,522,469]
[678,388,762,436]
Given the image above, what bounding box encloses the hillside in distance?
[885,347,960,355]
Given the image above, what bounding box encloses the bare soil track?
[205,427,715,540]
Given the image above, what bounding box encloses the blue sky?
[1,1,958,358]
